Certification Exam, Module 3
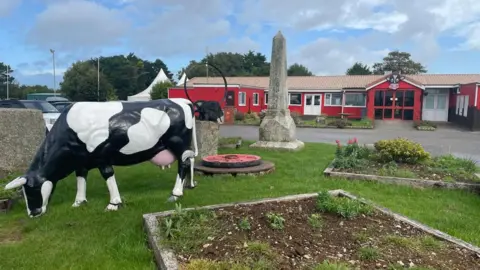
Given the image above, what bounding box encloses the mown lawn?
[1,142,480,269]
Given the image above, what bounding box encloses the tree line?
[0,50,426,101]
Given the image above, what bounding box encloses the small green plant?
[353,231,370,243]
[333,138,372,169]
[383,235,444,252]
[238,217,251,231]
[265,212,285,230]
[313,260,352,270]
[316,191,374,219]
[419,235,443,250]
[358,246,380,260]
[307,213,323,229]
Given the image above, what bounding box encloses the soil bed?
[156,196,480,270]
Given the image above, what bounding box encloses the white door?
[304,94,322,115]
[422,93,449,121]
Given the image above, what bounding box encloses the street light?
[50,49,56,96]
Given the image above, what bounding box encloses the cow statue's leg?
[72,168,89,207]
[168,150,195,202]
[98,165,123,211]
[184,157,196,189]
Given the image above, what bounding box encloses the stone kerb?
[324,160,480,192]
[142,190,480,270]
[0,108,45,173]
[194,120,219,158]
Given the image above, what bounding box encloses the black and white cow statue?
[4,98,224,218]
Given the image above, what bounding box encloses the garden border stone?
[142,189,480,270]
[324,160,480,192]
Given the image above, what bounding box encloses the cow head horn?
[5,176,27,190]
[183,62,228,107]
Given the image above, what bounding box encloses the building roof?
[184,74,480,90]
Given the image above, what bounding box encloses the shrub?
[150,81,173,100]
[333,138,372,169]
[413,120,437,128]
[258,109,267,120]
[374,138,430,164]
[290,111,303,125]
[327,118,352,128]
[316,191,374,219]
[235,111,245,121]
[244,112,260,122]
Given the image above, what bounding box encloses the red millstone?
[201,154,262,168]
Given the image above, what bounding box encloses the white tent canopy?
[127,68,170,101]
[177,72,189,86]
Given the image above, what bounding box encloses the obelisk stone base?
[249,109,304,151]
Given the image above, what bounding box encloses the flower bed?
[329,138,480,186]
[146,191,480,270]
[414,120,437,131]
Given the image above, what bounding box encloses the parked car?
[49,101,73,113]
[0,99,61,133]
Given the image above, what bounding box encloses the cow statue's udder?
[150,150,176,168]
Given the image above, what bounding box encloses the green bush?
[374,138,430,164]
[413,120,437,128]
[244,112,260,122]
[150,81,173,100]
[235,111,245,121]
[290,111,303,125]
[333,138,372,169]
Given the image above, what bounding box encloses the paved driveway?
[219,121,480,162]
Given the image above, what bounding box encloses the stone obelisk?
[250,31,304,151]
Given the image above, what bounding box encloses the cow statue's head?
[195,100,224,124]
[4,175,54,218]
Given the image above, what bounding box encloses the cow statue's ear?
[5,176,27,190]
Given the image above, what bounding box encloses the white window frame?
[288,93,302,106]
[253,93,259,106]
[324,93,343,106]
[344,93,366,107]
[238,92,246,106]
[264,93,268,105]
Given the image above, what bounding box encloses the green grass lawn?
[1,142,480,269]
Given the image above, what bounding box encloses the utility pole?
[50,49,56,96]
[6,65,9,100]
[97,57,100,101]
[205,46,209,83]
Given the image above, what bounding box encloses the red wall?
[237,87,265,113]
[367,80,423,120]
[449,83,478,110]
[169,86,231,105]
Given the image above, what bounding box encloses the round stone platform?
[194,160,275,177]
[202,154,262,168]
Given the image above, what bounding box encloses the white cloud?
[26,0,130,54]
[16,0,480,84]
[0,0,21,17]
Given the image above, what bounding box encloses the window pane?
[374,91,384,106]
[330,93,342,105]
[253,93,259,104]
[404,90,414,106]
[314,95,320,105]
[265,93,268,104]
[436,95,446,109]
[305,95,312,105]
[385,91,394,106]
[325,94,331,105]
[395,91,404,107]
[464,96,469,116]
[344,93,365,106]
[289,93,301,105]
[424,95,435,109]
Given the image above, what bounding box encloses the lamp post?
[50,49,56,96]
[97,57,100,101]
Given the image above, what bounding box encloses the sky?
[1,0,480,88]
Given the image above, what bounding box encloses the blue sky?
[1,0,480,89]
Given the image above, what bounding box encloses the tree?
[288,63,313,76]
[60,61,115,101]
[0,62,15,84]
[182,50,271,78]
[372,51,427,75]
[150,81,173,100]
[346,62,373,75]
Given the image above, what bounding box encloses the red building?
[168,73,480,130]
